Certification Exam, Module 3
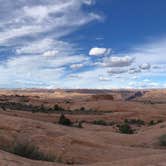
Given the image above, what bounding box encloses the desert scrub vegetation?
[117,123,134,134]
[0,102,105,115]
[53,104,65,112]
[148,120,163,126]
[57,113,84,128]
[92,120,107,126]
[158,134,166,146]
[58,113,72,126]
[124,119,145,126]
[13,142,56,161]
[0,141,56,162]
[92,120,115,126]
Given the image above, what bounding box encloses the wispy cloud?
[0,0,102,88]
[0,0,102,44]
[0,0,165,89]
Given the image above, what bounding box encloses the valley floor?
[0,89,166,166]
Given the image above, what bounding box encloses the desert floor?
[0,89,166,166]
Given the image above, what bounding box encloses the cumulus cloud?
[64,38,166,89]
[128,67,141,74]
[0,52,88,88]
[107,68,127,75]
[42,50,58,57]
[0,0,165,89]
[98,76,110,81]
[68,74,82,79]
[139,63,151,70]
[83,0,95,5]
[89,47,111,56]
[70,63,84,69]
[0,0,103,88]
[102,56,134,67]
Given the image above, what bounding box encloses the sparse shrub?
[124,119,129,123]
[157,120,163,124]
[92,120,107,126]
[148,120,155,126]
[91,120,115,126]
[12,142,55,161]
[72,121,84,128]
[1,105,6,111]
[117,123,134,134]
[65,100,71,104]
[80,107,85,111]
[54,104,64,112]
[159,134,166,146]
[58,113,72,126]
[107,121,115,126]
[124,119,145,126]
[39,104,47,113]
[148,120,163,126]
[160,125,165,128]
[78,121,83,128]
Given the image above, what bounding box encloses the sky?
[0,0,166,89]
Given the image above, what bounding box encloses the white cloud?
[16,38,54,54]
[0,53,88,88]
[0,0,102,44]
[98,76,110,81]
[102,56,134,67]
[0,0,166,89]
[0,26,43,44]
[130,38,166,64]
[16,38,76,57]
[42,50,59,57]
[68,74,82,79]
[62,38,166,89]
[0,0,102,88]
[128,67,141,74]
[89,47,111,56]
[128,81,160,89]
[70,63,84,69]
[83,0,95,5]
[107,68,127,75]
[139,63,151,70]
[23,5,49,22]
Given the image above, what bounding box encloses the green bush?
[80,107,85,111]
[157,120,163,124]
[73,121,84,128]
[159,134,166,146]
[124,119,145,126]
[148,120,155,126]
[13,142,55,161]
[78,121,83,128]
[58,113,72,126]
[1,105,6,111]
[117,123,134,134]
[54,104,64,111]
[92,120,107,126]
[148,120,163,126]
[92,120,115,126]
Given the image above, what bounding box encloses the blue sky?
[0,0,166,89]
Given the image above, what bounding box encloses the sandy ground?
[0,89,166,166]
